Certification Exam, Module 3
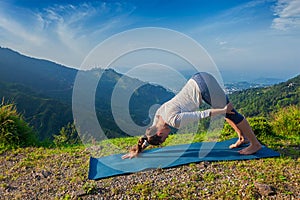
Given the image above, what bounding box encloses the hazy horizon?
[1,45,297,91]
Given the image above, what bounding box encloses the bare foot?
[239,143,262,155]
[229,138,249,149]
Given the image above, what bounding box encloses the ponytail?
[129,126,163,156]
[130,135,149,155]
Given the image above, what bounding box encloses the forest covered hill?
[230,74,299,117]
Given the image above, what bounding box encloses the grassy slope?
[1,133,299,200]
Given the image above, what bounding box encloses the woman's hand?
[121,151,138,159]
[225,103,235,114]
[210,103,235,117]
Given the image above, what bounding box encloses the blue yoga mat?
[88,138,280,180]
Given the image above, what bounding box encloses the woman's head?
[143,126,161,145]
[145,125,171,145]
[130,125,171,155]
[132,133,162,154]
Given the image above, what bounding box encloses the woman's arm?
[175,103,234,128]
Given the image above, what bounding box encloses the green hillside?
[0,47,76,103]
[229,74,300,117]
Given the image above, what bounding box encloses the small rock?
[254,182,276,196]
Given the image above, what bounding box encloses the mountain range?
[0,47,299,141]
[0,47,174,140]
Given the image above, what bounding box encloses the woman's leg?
[236,119,262,154]
[194,72,261,154]
[225,118,249,148]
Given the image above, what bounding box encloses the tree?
[53,122,81,146]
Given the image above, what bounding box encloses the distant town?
[224,78,284,94]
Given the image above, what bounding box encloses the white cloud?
[0,6,44,46]
[217,40,227,46]
[0,1,136,68]
[272,0,300,30]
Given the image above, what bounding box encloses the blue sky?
[0,0,299,82]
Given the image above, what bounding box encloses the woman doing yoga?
[122,72,262,159]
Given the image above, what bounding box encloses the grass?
[1,130,299,199]
[1,105,299,199]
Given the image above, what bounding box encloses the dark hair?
[129,126,163,154]
[148,134,162,145]
[145,126,163,145]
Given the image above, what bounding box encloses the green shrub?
[247,117,274,138]
[272,106,300,148]
[271,105,300,139]
[0,100,37,149]
[53,122,81,146]
[220,116,274,141]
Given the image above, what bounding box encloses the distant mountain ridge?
[0,47,174,140]
[0,47,76,102]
